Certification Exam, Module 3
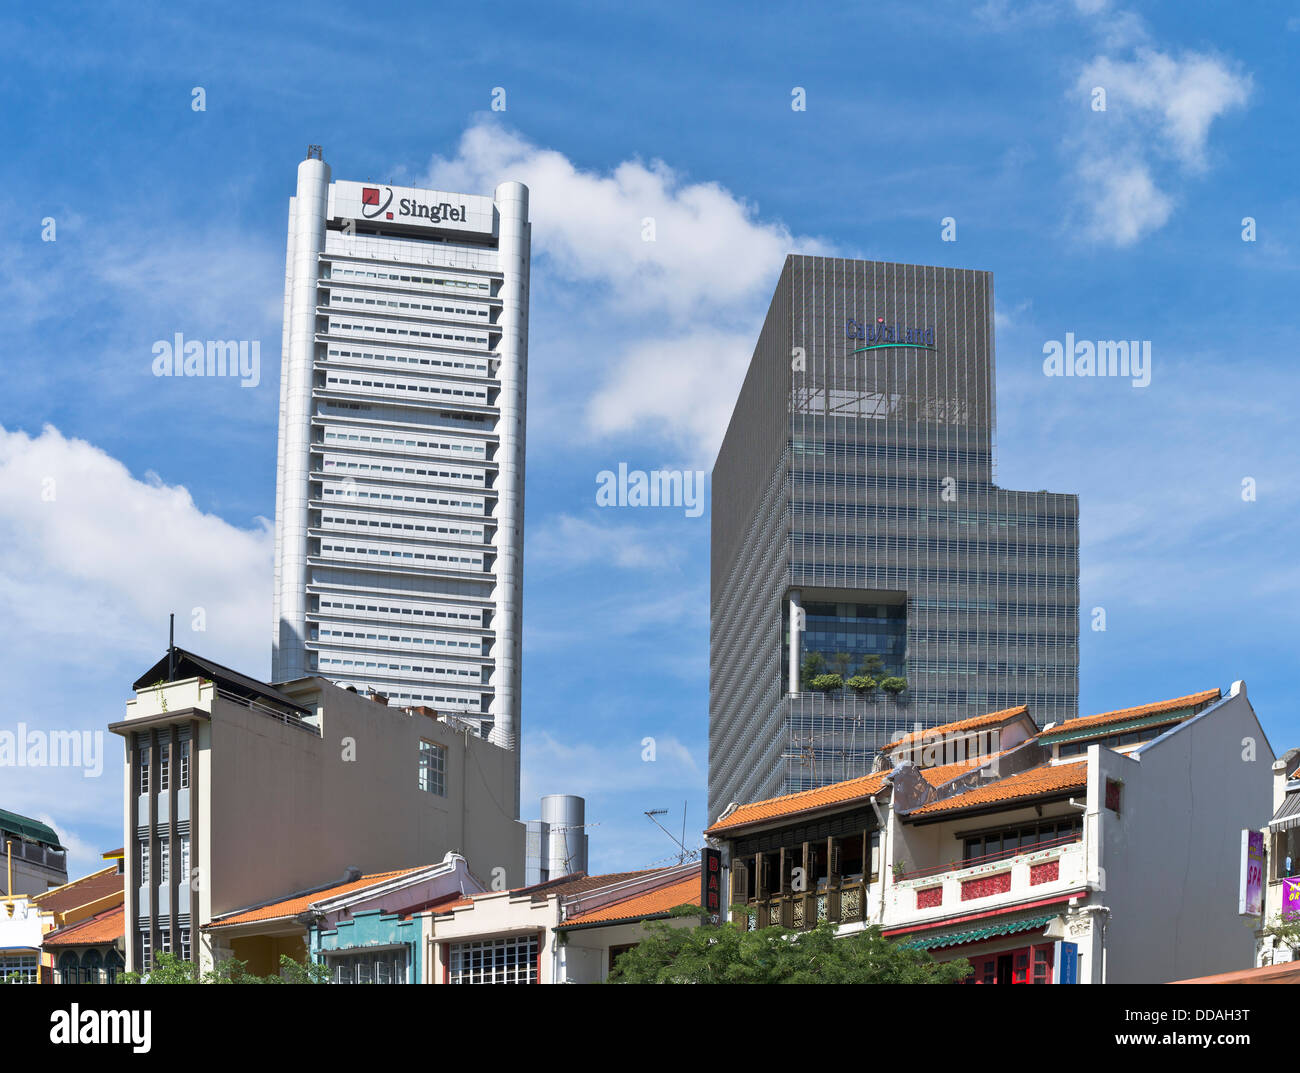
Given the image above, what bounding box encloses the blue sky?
[1,0,1297,879]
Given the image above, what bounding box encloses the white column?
[488,181,530,818]
[788,590,803,695]
[272,155,330,682]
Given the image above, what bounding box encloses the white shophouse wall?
[1098,684,1273,983]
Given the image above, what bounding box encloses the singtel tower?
[709,256,1079,821]
[272,149,530,813]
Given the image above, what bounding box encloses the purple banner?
[1284,877,1300,921]
[1241,829,1265,916]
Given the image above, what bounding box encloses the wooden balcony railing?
[730,879,871,932]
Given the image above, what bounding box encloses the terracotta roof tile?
[707,770,891,834]
[882,706,1031,752]
[1170,960,1300,985]
[909,761,1088,817]
[562,872,701,928]
[519,870,661,900]
[43,905,124,948]
[427,869,666,916]
[1040,688,1220,739]
[920,746,1025,788]
[31,867,123,915]
[207,868,424,928]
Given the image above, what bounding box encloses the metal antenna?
[644,807,697,865]
[680,801,687,864]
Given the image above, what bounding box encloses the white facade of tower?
[272,152,529,814]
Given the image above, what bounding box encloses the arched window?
[57,950,80,985]
[82,948,104,984]
[104,949,125,985]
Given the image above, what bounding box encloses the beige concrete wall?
[560,916,698,983]
[1097,685,1274,983]
[204,679,523,921]
[426,891,560,983]
[117,674,522,973]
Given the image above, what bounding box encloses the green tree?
[858,654,885,678]
[607,911,970,984]
[1261,911,1300,960]
[880,676,908,695]
[809,673,844,694]
[846,675,878,695]
[830,651,854,678]
[119,952,329,984]
[799,651,826,689]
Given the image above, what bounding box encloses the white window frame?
[418,739,446,796]
[447,934,539,985]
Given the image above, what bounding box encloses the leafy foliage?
[880,676,908,695]
[808,673,844,693]
[606,913,971,985]
[846,675,878,695]
[1260,910,1300,956]
[799,652,826,688]
[118,952,330,984]
[858,654,885,677]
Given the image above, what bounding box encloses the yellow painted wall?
[229,934,307,978]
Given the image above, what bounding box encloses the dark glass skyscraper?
[709,256,1079,821]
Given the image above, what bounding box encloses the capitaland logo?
[846,316,936,351]
[359,186,467,224]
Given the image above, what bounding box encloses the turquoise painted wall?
[310,910,422,984]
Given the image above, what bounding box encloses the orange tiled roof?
[43,905,124,947]
[706,770,890,834]
[429,869,666,916]
[882,706,1030,752]
[908,761,1088,817]
[1170,960,1300,985]
[31,866,123,915]
[920,746,1026,788]
[1041,688,1221,738]
[520,870,661,900]
[562,872,701,928]
[207,868,424,928]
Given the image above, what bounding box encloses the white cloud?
[423,123,827,319]
[0,423,271,877]
[1075,157,1173,246]
[422,122,831,458]
[0,424,271,671]
[1068,43,1251,245]
[588,329,757,460]
[529,513,685,571]
[1079,48,1252,171]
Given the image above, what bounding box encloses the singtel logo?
[360,186,466,224]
